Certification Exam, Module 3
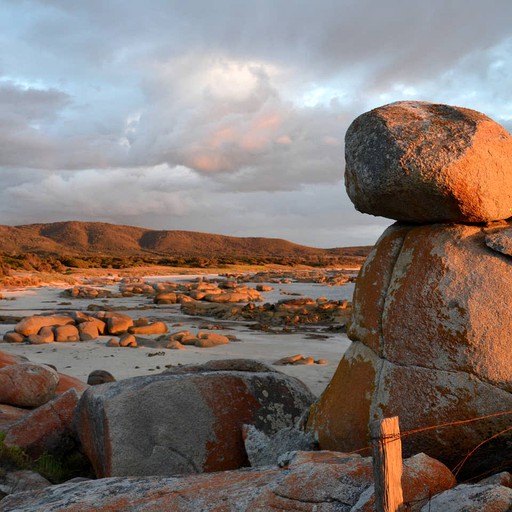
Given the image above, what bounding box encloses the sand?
[0,276,352,396]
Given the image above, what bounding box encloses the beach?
[0,271,354,395]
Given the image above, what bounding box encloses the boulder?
[119,333,137,347]
[55,373,89,395]
[75,359,315,477]
[0,404,29,431]
[0,363,58,407]
[154,292,177,304]
[128,321,168,335]
[307,222,512,478]
[87,370,116,386]
[37,326,55,342]
[53,324,80,342]
[106,314,133,335]
[194,331,230,347]
[14,315,75,336]
[77,321,99,341]
[345,101,512,223]
[4,389,80,458]
[421,483,512,512]
[0,351,28,368]
[0,451,455,511]
[3,331,25,344]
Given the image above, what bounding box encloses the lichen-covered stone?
[345,101,512,222]
[0,363,58,408]
[308,222,512,478]
[0,451,455,511]
[75,359,315,477]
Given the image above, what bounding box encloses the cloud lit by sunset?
[1,0,511,246]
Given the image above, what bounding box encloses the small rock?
[78,322,99,341]
[274,354,305,365]
[128,321,168,335]
[54,324,80,342]
[119,333,137,347]
[87,370,116,386]
[3,331,25,344]
[166,341,184,350]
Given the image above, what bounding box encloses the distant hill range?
[0,221,371,267]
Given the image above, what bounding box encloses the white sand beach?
[0,276,352,395]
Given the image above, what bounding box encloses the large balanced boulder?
[75,359,315,477]
[345,101,512,223]
[0,451,455,511]
[307,222,512,478]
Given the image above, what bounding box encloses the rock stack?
[307,101,512,478]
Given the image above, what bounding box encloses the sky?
[1,0,512,248]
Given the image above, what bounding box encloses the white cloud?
[1,0,512,246]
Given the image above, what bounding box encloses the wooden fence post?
[371,416,404,512]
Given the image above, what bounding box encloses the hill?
[0,221,371,269]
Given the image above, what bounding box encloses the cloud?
[1,0,512,245]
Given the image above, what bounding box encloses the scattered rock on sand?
[194,331,230,348]
[119,333,137,347]
[87,369,116,386]
[166,340,184,350]
[128,321,167,335]
[77,321,99,341]
[53,324,79,342]
[105,314,134,335]
[14,315,75,337]
[3,331,25,344]
[274,354,325,366]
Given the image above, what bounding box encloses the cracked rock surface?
[307,222,512,478]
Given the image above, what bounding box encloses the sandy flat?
[0,277,352,396]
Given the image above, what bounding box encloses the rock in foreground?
[0,451,455,511]
[345,101,512,223]
[307,222,512,478]
[76,359,315,477]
